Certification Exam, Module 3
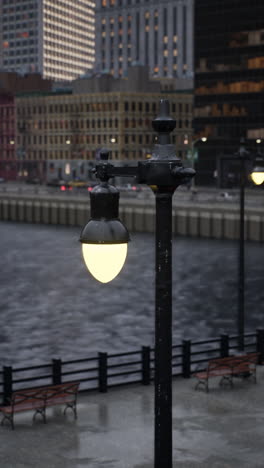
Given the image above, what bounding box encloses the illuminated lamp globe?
[251,166,264,186]
[80,183,130,283]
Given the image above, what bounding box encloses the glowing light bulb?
[82,243,128,283]
[251,170,264,186]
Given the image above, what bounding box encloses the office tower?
[194,0,264,185]
[94,0,194,82]
[0,0,95,81]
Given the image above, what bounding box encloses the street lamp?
[184,135,207,187]
[251,152,264,186]
[80,100,195,468]
[235,143,251,351]
[223,143,263,352]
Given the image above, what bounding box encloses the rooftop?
[1,366,264,467]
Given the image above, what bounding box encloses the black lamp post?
[236,144,249,352]
[80,99,195,467]
[226,143,264,352]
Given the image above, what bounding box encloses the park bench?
[193,352,259,392]
[0,381,79,429]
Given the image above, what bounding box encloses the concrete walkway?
[1,367,264,468]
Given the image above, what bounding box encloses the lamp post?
[184,135,207,187]
[236,144,250,352]
[251,153,264,186]
[225,143,263,352]
[80,99,195,467]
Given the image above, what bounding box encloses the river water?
[0,221,263,367]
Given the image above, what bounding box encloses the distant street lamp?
[184,135,207,187]
[251,155,264,186]
[80,99,195,468]
[235,143,251,351]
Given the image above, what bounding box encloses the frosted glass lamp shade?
[82,243,128,283]
[251,168,264,186]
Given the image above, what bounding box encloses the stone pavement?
[1,367,264,468]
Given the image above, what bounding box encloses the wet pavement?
[1,366,264,467]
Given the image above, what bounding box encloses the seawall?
[0,192,263,242]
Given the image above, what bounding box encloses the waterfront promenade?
[1,367,264,467]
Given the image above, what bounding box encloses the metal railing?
[1,329,263,405]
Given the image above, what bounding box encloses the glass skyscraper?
[194,0,264,184]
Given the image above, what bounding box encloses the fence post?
[256,329,264,364]
[220,334,229,358]
[142,346,151,385]
[3,366,12,406]
[52,359,62,385]
[98,352,108,393]
[182,340,191,378]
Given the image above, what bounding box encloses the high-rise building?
[0,0,95,81]
[94,0,194,85]
[194,0,264,185]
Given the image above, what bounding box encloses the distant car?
[46,179,66,187]
[25,178,41,184]
[69,180,88,188]
[0,177,6,183]
[118,183,142,192]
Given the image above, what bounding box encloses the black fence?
[1,329,264,406]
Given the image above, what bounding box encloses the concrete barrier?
[10,200,18,222]
[76,204,89,227]
[224,213,239,240]
[134,208,145,232]
[188,211,200,237]
[211,213,224,239]
[2,200,9,220]
[42,201,51,224]
[50,202,59,225]
[175,210,188,236]
[199,212,211,238]
[248,215,262,242]
[58,203,68,225]
[68,203,76,226]
[33,201,42,223]
[144,208,155,233]
[18,200,25,222]
[25,201,33,223]
[0,195,263,242]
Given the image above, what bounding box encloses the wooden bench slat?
[193,352,259,392]
[0,381,80,429]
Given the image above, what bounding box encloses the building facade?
[94,0,194,86]
[194,0,264,185]
[15,73,193,181]
[0,91,16,180]
[0,72,52,180]
[0,0,95,81]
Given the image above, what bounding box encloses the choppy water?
[0,221,263,367]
